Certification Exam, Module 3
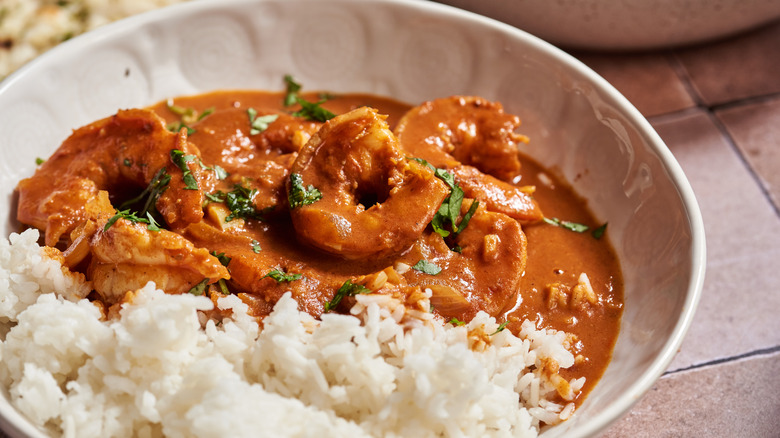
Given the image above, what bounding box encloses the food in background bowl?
[3,80,623,436]
[0,1,706,437]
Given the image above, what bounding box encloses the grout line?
[705,110,780,217]
[709,91,780,113]
[664,345,780,375]
[661,50,780,217]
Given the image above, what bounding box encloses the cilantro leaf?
[592,222,608,240]
[210,251,231,267]
[288,173,322,209]
[170,149,199,190]
[213,164,229,180]
[412,259,442,275]
[104,209,163,232]
[35,157,45,165]
[489,321,509,336]
[292,96,336,122]
[449,317,465,326]
[543,217,589,233]
[262,269,303,283]
[324,279,372,312]
[188,279,208,296]
[247,108,279,135]
[251,240,262,253]
[283,74,302,107]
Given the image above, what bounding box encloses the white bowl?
[0,0,705,436]
[437,0,780,50]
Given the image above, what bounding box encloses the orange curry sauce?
[18,90,623,405]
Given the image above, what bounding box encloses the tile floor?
[573,20,780,437]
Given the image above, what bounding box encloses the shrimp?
[289,107,450,260]
[451,165,543,224]
[65,191,229,304]
[394,96,528,181]
[394,96,543,223]
[400,199,527,320]
[16,108,212,246]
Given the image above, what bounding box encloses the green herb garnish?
[170,149,199,190]
[210,251,231,267]
[324,279,372,312]
[247,108,279,135]
[283,74,302,107]
[410,158,479,242]
[449,317,466,326]
[592,223,608,240]
[543,217,589,233]
[206,183,266,222]
[35,157,45,165]
[262,269,303,283]
[104,209,159,232]
[288,173,322,209]
[489,321,509,336]
[188,279,209,296]
[251,240,262,253]
[213,164,229,180]
[291,96,336,122]
[411,259,442,275]
[119,168,171,218]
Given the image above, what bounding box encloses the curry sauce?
[16,89,622,407]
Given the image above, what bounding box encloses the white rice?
[0,0,192,79]
[0,229,582,437]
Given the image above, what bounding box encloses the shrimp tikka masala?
[15,85,623,404]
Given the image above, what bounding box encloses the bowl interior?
[0,0,705,437]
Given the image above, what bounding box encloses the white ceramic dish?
[437,0,780,50]
[0,0,705,436]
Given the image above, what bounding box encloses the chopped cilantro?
[291,96,336,122]
[123,158,132,167]
[247,108,279,135]
[489,321,509,335]
[411,259,442,275]
[119,167,171,219]
[251,240,262,253]
[213,164,229,180]
[543,217,589,233]
[166,121,195,136]
[592,222,608,240]
[210,251,231,267]
[104,209,159,232]
[410,157,479,242]
[188,279,208,296]
[35,157,45,165]
[205,184,265,222]
[288,173,322,209]
[216,278,230,295]
[263,269,303,283]
[324,279,372,312]
[145,212,162,232]
[449,317,465,326]
[283,74,302,107]
[170,149,199,190]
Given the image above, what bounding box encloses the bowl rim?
[0,0,706,437]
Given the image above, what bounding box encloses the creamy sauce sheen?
[149,90,623,404]
[16,90,622,406]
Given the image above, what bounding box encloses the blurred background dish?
[435,0,780,50]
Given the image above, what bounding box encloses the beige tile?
[575,52,696,117]
[716,96,780,210]
[674,22,780,106]
[601,351,780,437]
[649,110,780,371]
